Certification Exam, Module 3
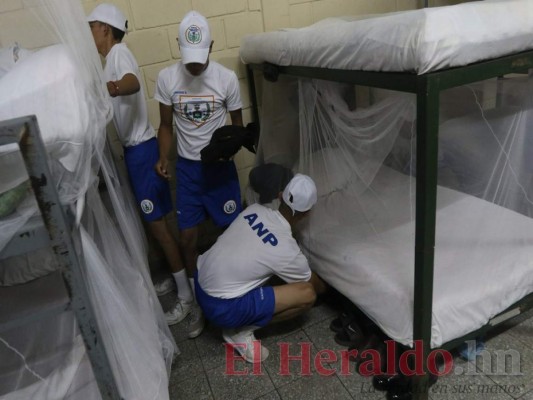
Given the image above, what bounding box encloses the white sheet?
[240,0,533,74]
[0,336,100,400]
[0,44,88,173]
[302,165,533,348]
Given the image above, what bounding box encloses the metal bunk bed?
[0,115,123,399]
[245,48,533,400]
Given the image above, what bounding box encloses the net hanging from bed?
[0,0,176,398]
[248,72,533,348]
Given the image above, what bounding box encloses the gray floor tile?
[519,390,533,400]
[206,363,276,400]
[505,315,533,351]
[261,329,314,388]
[428,368,515,400]
[255,390,282,400]
[304,317,351,357]
[169,372,214,399]
[276,373,353,400]
[170,338,204,385]
[473,330,533,399]
[194,323,227,371]
[300,301,338,329]
[168,318,193,343]
[337,371,387,399]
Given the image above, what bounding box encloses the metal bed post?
[411,75,440,400]
[247,65,260,127]
[0,115,124,399]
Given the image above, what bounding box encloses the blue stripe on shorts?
[194,271,275,329]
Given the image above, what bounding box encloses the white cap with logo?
[178,11,211,65]
[87,3,128,33]
[282,174,318,215]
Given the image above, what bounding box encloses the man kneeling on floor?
[195,173,327,362]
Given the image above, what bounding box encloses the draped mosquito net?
[248,72,533,348]
[0,0,176,398]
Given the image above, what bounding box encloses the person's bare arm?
[229,109,243,127]
[107,73,140,97]
[308,271,328,295]
[155,103,174,179]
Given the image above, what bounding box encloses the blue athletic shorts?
[194,271,275,329]
[175,157,242,229]
[123,138,172,222]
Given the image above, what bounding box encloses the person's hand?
[155,158,171,179]
[106,81,119,97]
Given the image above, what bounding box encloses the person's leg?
[177,224,205,338]
[220,282,316,362]
[124,140,184,296]
[176,159,205,291]
[194,281,273,363]
[271,282,317,323]
[148,218,193,303]
[174,158,206,336]
[179,225,199,290]
[148,218,183,274]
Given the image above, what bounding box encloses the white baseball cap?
[178,11,211,64]
[87,3,128,33]
[282,174,317,215]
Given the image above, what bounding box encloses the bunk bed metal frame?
[246,49,533,400]
[0,115,123,399]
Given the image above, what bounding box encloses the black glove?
[200,123,260,163]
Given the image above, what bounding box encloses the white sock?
[189,277,196,301]
[173,270,193,303]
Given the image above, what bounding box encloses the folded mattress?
[240,0,533,74]
[302,165,533,348]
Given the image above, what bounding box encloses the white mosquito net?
[0,0,176,399]
[248,71,533,348]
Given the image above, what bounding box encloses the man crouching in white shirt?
[194,174,327,363]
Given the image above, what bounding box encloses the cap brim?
[181,47,209,64]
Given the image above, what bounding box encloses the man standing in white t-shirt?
[195,174,327,363]
[88,4,203,339]
[154,11,243,327]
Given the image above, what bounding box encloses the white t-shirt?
[154,61,242,160]
[197,203,312,298]
[104,43,154,147]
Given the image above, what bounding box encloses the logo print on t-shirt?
[223,200,237,214]
[179,95,214,126]
[141,199,154,214]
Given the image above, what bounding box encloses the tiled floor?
[157,285,533,400]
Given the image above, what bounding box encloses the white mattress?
[303,165,533,348]
[240,0,533,74]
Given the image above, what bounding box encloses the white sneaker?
[165,299,193,325]
[154,277,174,297]
[222,326,269,363]
[186,305,205,339]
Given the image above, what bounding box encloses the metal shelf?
[0,214,50,261]
[0,271,70,334]
[0,115,123,399]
